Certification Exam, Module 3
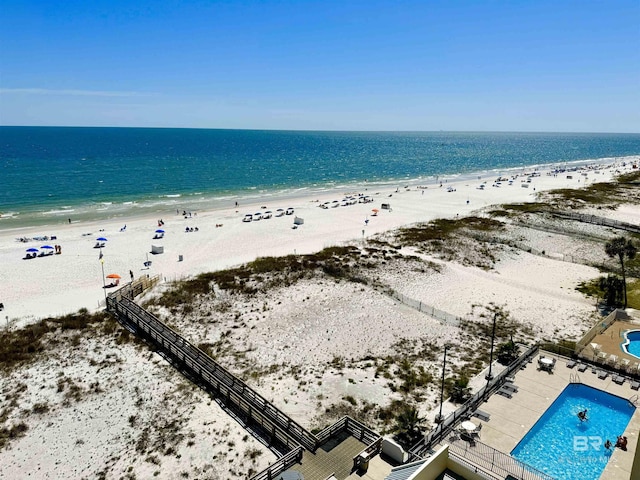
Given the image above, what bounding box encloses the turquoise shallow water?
[511,384,635,480]
[1,127,639,227]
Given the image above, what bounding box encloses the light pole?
[436,344,448,424]
[100,251,107,302]
[486,312,498,381]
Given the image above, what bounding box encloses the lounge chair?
[631,381,640,391]
[473,410,491,422]
[613,375,625,385]
[566,360,577,369]
[577,363,588,372]
[597,371,608,380]
[497,387,513,399]
[502,382,518,393]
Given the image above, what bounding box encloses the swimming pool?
[511,384,635,480]
[621,329,640,360]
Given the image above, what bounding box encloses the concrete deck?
[460,354,639,480]
[583,320,640,371]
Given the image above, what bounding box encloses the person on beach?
[129,270,134,282]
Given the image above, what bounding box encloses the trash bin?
[358,452,370,472]
[178,254,183,262]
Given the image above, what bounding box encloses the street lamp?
[486,312,498,381]
[100,252,107,302]
[436,344,449,424]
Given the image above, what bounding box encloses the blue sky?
[1,0,638,132]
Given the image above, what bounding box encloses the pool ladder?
[569,373,581,384]
[629,394,638,407]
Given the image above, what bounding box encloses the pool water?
[621,330,640,360]
[511,384,635,480]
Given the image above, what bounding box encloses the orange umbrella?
[372,208,379,212]
[106,274,121,279]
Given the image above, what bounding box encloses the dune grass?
[0,309,114,371]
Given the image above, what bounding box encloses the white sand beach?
[1,157,639,479]
[1,157,636,329]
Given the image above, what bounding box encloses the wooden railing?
[107,284,386,480]
[107,295,318,452]
[249,447,304,480]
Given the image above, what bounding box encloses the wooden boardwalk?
[107,284,382,480]
[107,291,317,452]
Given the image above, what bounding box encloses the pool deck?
[584,320,640,369]
[465,354,639,480]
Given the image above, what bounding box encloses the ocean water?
[1,127,639,228]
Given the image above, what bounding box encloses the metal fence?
[387,289,462,327]
[551,211,640,234]
[449,439,554,480]
[409,344,539,459]
[575,309,626,355]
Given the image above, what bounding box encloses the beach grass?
[0,309,118,372]
[396,216,504,245]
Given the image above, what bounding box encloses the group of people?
[185,226,199,232]
[604,436,628,451]
[577,409,628,452]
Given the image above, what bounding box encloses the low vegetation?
[0,309,114,371]
[396,216,504,245]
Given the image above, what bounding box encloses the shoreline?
[0,156,637,328]
[1,155,636,231]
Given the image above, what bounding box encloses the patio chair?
[597,370,608,380]
[502,382,518,393]
[613,375,625,385]
[566,360,576,369]
[473,410,491,422]
[630,381,640,391]
[577,363,588,372]
[460,432,476,446]
[497,387,513,399]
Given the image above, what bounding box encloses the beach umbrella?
[155,229,165,233]
[96,237,108,242]
[590,342,600,351]
[372,208,379,213]
[106,274,121,279]
[26,247,39,252]
[41,245,54,250]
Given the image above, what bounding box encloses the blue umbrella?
[41,245,54,250]
[26,247,39,252]
[155,229,165,233]
[96,237,108,242]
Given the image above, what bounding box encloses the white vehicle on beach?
[253,212,263,220]
[262,211,272,219]
[242,214,253,222]
[275,209,285,217]
[286,207,295,215]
